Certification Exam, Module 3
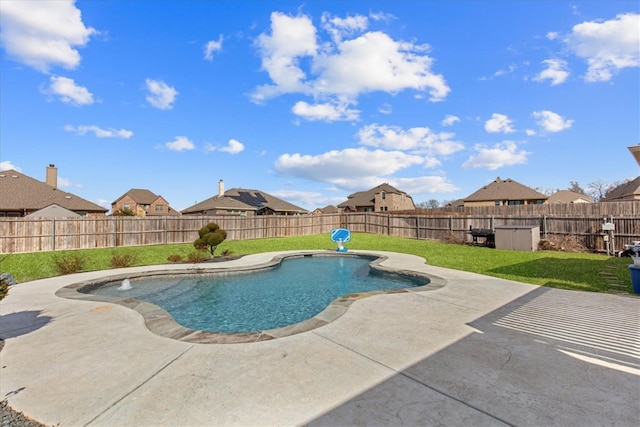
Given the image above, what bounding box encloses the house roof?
[181,188,308,214]
[547,190,594,204]
[464,177,548,202]
[337,183,411,208]
[604,176,640,201]
[0,169,107,214]
[314,205,340,214]
[113,188,161,205]
[25,204,81,218]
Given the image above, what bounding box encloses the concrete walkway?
[1,250,638,426]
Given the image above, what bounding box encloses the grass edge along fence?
[2,202,639,255]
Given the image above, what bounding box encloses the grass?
[0,233,635,294]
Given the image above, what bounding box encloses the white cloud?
[462,141,529,170]
[0,0,95,72]
[321,12,369,43]
[204,35,223,61]
[0,161,21,172]
[46,76,94,105]
[532,110,574,132]
[205,139,245,154]
[252,11,450,107]
[534,59,570,85]
[220,139,244,154]
[162,136,194,152]
[292,101,360,122]
[64,125,133,138]
[57,176,81,188]
[274,147,424,186]
[145,78,178,110]
[390,176,460,194]
[442,115,460,126]
[252,12,318,102]
[564,13,640,82]
[357,123,464,156]
[378,103,392,115]
[484,113,515,133]
[525,129,537,136]
[546,32,559,40]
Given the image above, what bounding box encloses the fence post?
[113,216,117,248]
[52,217,56,251]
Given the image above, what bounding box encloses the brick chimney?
[218,179,224,197]
[46,164,57,188]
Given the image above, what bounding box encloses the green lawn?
[0,233,634,293]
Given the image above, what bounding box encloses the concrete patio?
[1,250,638,426]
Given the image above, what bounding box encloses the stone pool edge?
[55,250,447,344]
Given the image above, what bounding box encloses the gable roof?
[181,188,308,214]
[337,183,411,208]
[25,204,81,218]
[464,177,547,202]
[0,169,107,214]
[113,188,161,205]
[547,190,594,204]
[603,176,640,201]
[314,205,340,214]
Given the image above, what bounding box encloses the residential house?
[312,205,340,215]
[0,165,107,217]
[337,183,415,213]
[464,177,547,207]
[111,189,180,216]
[181,180,308,216]
[602,176,640,202]
[547,190,594,204]
[25,204,81,218]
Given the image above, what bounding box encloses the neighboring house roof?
[181,188,308,214]
[24,204,81,218]
[337,183,412,209]
[464,177,548,202]
[112,188,180,215]
[603,176,640,201]
[0,169,107,214]
[313,205,340,214]
[113,188,160,205]
[547,190,594,204]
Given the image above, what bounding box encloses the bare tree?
[568,181,586,195]
[587,180,609,201]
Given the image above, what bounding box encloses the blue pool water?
[88,255,424,333]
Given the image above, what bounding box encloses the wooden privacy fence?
[1,204,639,254]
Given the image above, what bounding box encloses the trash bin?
[629,264,640,294]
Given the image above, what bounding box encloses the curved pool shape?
[57,251,443,344]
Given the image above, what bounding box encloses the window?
[380,206,388,212]
[381,191,386,200]
[494,200,500,206]
[155,205,164,212]
[508,200,522,205]
[123,203,130,210]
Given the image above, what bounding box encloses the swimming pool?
[85,255,425,334]
[58,251,441,343]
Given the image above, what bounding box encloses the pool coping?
[55,250,447,344]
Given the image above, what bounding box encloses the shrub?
[167,254,184,263]
[52,253,86,275]
[193,222,227,257]
[0,276,9,300]
[110,251,140,268]
[186,251,209,263]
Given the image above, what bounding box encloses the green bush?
[193,222,227,257]
[52,253,86,275]
[109,251,140,268]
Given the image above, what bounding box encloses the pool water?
[88,255,424,333]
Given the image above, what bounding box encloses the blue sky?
[1,0,638,212]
